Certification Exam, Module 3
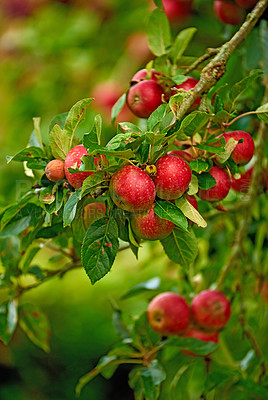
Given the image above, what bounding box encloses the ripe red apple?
[126,80,166,119]
[131,204,175,240]
[154,155,192,200]
[231,165,254,193]
[83,203,106,229]
[198,166,231,202]
[147,292,190,336]
[182,326,219,356]
[222,131,255,166]
[171,76,200,106]
[45,159,65,182]
[213,0,245,25]
[191,290,231,332]
[162,0,193,23]
[109,165,156,212]
[234,0,257,8]
[131,68,165,83]
[64,145,94,189]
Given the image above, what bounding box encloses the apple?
[261,281,268,303]
[182,326,219,356]
[213,0,245,25]
[126,80,166,119]
[131,204,175,240]
[168,147,197,163]
[198,166,231,202]
[154,155,192,200]
[184,193,198,210]
[1,0,44,18]
[147,292,190,336]
[191,289,231,332]
[170,76,200,106]
[131,68,165,83]
[64,145,95,189]
[162,0,193,23]
[222,131,255,166]
[45,159,65,182]
[231,165,254,193]
[234,0,257,8]
[126,32,152,63]
[83,203,106,229]
[109,165,156,212]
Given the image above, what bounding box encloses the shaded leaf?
[49,123,70,160]
[7,147,46,164]
[256,102,268,123]
[147,9,171,56]
[179,112,210,137]
[196,172,217,190]
[154,201,188,231]
[189,159,209,173]
[63,190,81,227]
[111,93,126,124]
[175,197,206,228]
[121,277,161,300]
[64,98,93,146]
[0,300,18,345]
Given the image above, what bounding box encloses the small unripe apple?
[147,292,190,336]
[182,326,219,356]
[213,0,245,25]
[222,131,255,166]
[45,159,65,182]
[126,80,166,119]
[171,76,200,106]
[162,0,193,23]
[109,165,156,212]
[154,155,192,200]
[191,290,231,332]
[234,0,257,8]
[131,204,175,240]
[131,68,164,83]
[198,166,231,202]
[83,203,106,229]
[231,165,254,193]
[64,145,94,189]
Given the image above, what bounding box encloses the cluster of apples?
[147,290,231,354]
[125,68,199,119]
[213,0,257,26]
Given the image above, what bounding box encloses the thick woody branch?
[177,0,268,120]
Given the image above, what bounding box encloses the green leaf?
[172,27,197,63]
[81,171,108,197]
[0,216,31,238]
[229,70,263,111]
[118,122,142,135]
[112,308,131,340]
[147,104,168,131]
[94,114,102,145]
[111,93,126,124]
[237,379,268,398]
[194,142,225,154]
[154,0,163,8]
[164,336,218,356]
[216,137,238,164]
[147,9,171,57]
[187,174,198,195]
[19,303,50,353]
[32,117,43,149]
[172,75,188,85]
[175,197,207,228]
[7,146,47,164]
[48,111,68,133]
[0,192,34,230]
[196,172,216,190]
[260,20,268,76]
[213,110,234,125]
[63,98,93,146]
[132,312,161,351]
[49,123,70,160]
[19,246,41,273]
[121,277,161,300]
[63,190,81,227]
[129,360,166,400]
[154,201,188,231]
[160,227,198,266]
[189,159,209,173]
[256,102,268,123]
[81,216,119,284]
[0,300,18,345]
[179,112,210,137]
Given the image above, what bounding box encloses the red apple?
[162,0,193,23]
[222,131,255,166]
[131,68,165,83]
[191,290,231,332]
[168,147,197,163]
[126,32,152,63]
[126,80,166,119]
[45,159,65,182]
[231,165,254,193]
[234,0,257,8]
[109,165,156,212]
[83,203,106,229]
[64,145,94,189]
[184,193,198,210]
[147,292,190,335]
[182,326,219,356]
[213,0,245,25]
[198,166,231,202]
[154,155,192,200]
[131,204,175,240]
[171,76,200,106]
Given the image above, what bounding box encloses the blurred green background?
[0,1,267,399]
